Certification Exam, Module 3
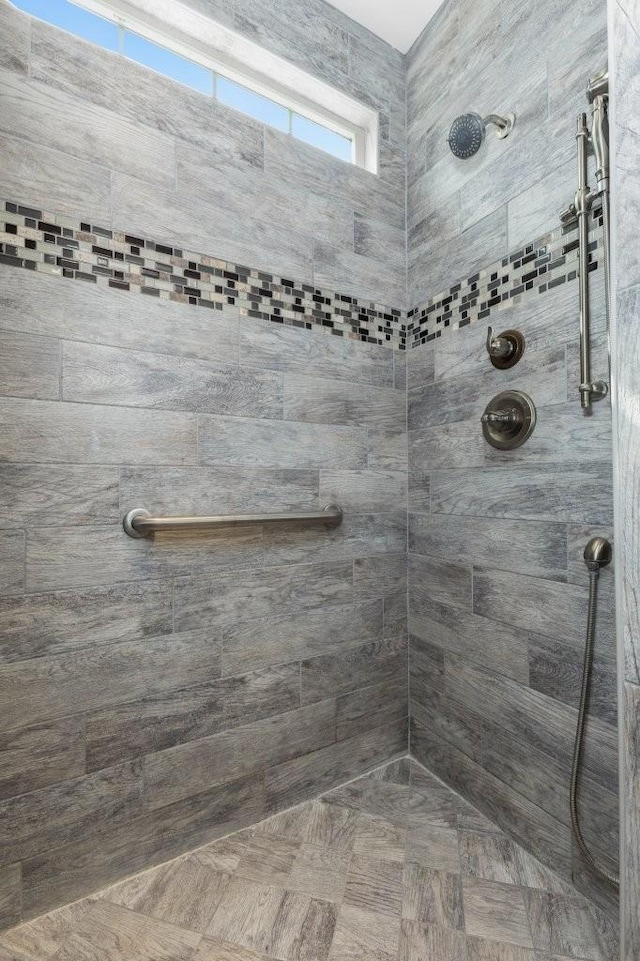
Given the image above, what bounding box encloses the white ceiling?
[326,0,447,53]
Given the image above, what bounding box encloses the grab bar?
[123,504,343,538]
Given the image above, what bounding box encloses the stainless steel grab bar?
[123,505,343,538]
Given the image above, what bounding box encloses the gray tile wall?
[611,0,640,956]
[0,0,406,306]
[406,0,608,305]
[407,268,618,916]
[0,257,407,928]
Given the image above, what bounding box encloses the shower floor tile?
[0,758,618,961]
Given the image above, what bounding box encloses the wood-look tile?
[1,265,240,366]
[352,813,406,863]
[190,836,248,875]
[174,561,353,635]
[458,830,521,885]
[261,511,406,569]
[206,877,337,961]
[223,601,383,677]
[198,414,367,470]
[409,553,472,611]
[454,795,504,836]
[353,554,407,601]
[62,341,284,418]
[56,900,201,960]
[0,629,221,731]
[0,465,118,529]
[0,581,172,664]
[409,513,567,581]
[50,900,146,961]
[409,592,530,684]
[406,776,458,828]
[0,716,85,802]
[336,678,407,743]
[85,681,225,772]
[301,637,405,706]
[0,900,91,960]
[102,856,230,933]
[402,863,464,930]
[21,773,265,918]
[26,524,264,593]
[356,779,409,827]
[430,465,614,527]
[465,935,538,960]
[0,398,198,465]
[236,835,300,887]
[265,724,407,813]
[120,466,318,520]
[284,378,404,432]
[0,531,24,596]
[405,823,461,874]
[319,470,406,513]
[254,805,315,847]
[367,430,407,471]
[0,1,29,75]
[287,845,349,903]
[238,319,393,389]
[523,890,619,961]
[0,865,21,931]
[304,800,359,853]
[0,331,60,401]
[463,878,534,948]
[0,762,143,867]
[343,854,403,918]
[127,916,202,960]
[370,758,411,786]
[144,700,334,811]
[194,938,278,960]
[398,919,467,961]
[328,904,400,961]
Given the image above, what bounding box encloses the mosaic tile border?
[0,199,405,350]
[0,197,603,354]
[406,206,604,349]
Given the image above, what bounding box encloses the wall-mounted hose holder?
[486,326,525,369]
[481,390,536,450]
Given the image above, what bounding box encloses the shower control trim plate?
[481,390,536,450]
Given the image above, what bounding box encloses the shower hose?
[570,565,620,887]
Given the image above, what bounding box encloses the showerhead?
[447,113,485,159]
[447,111,515,159]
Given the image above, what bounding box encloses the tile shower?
[0,0,636,959]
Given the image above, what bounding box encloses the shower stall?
[0,0,637,958]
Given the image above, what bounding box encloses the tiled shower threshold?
[0,758,618,961]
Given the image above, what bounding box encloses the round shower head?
[447,113,486,159]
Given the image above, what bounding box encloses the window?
[9,0,378,170]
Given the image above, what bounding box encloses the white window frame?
[70,0,379,172]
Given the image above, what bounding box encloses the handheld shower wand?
[570,537,619,887]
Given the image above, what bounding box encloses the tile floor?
[0,758,619,961]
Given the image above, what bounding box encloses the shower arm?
[483,113,515,140]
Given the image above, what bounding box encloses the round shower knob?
[481,390,536,450]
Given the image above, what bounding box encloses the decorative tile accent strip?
[0,199,405,350]
[406,207,604,348]
[0,197,604,353]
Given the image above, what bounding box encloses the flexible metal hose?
[569,567,620,887]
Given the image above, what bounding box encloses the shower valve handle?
[486,326,515,359]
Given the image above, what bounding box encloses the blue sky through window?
[291,115,353,163]
[10,0,357,164]
[217,77,290,133]
[11,0,119,49]
[123,32,213,94]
